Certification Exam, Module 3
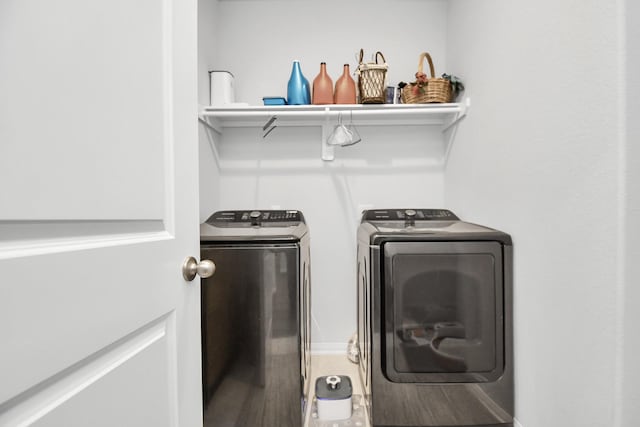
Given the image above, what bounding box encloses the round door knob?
[182,257,216,281]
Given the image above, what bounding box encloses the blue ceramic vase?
[287,60,310,105]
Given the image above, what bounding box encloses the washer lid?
[358,208,512,244]
[200,210,308,241]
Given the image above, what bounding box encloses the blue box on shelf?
[262,97,287,106]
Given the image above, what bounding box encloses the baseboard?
[311,342,346,355]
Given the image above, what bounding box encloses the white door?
[0,0,202,426]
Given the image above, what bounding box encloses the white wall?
[210,0,450,350]
[217,127,445,350]
[199,0,221,221]
[446,1,625,426]
[215,0,449,107]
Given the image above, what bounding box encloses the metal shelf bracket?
[321,107,334,161]
[442,97,470,133]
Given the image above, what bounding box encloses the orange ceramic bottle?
[334,64,356,104]
[312,62,334,105]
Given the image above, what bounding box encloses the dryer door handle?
[432,322,466,345]
[431,322,467,371]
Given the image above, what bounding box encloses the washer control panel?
[206,210,304,227]
[362,209,459,222]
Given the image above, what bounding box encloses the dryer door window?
[382,241,504,383]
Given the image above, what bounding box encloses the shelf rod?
[200,107,462,119]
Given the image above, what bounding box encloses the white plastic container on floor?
[315,375,353,421]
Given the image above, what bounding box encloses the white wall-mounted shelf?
[199,98,470,161]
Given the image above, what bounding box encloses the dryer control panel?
[206,210,304,227]
[362,209,459,222]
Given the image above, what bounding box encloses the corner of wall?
[198,0,221,222]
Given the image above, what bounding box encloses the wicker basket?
[357,49,387,104]
[402,52,451,104]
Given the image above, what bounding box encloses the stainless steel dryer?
[357,209,513,427]
[200,210,311,427]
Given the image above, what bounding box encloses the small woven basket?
[402,52,452,104]
[357,49,387,104]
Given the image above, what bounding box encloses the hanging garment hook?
[262,115,277,138]
[342,110,361,147]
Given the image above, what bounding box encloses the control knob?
[404,209,416,226]
[250,210,262,226]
